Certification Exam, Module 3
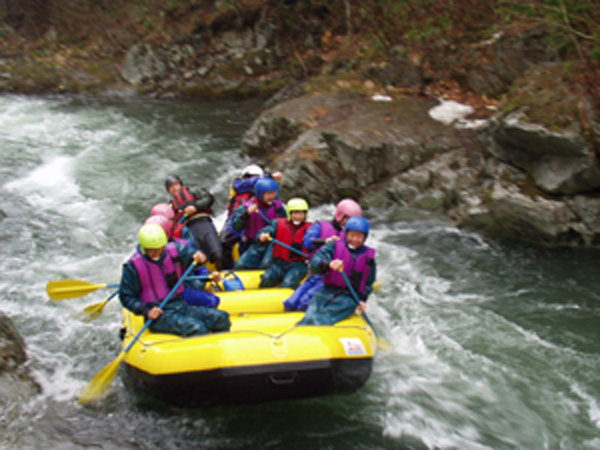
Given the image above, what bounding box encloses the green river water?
[0,95,599,449]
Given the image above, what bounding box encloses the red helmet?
[144,215,172,237]
[150,203,175,220]
[334,199,362,222]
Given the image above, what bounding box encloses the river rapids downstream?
[0,95,599,449]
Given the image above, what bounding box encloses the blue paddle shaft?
[340,269,380,338]
[270,237,309,258]
[124,262,196,354]
[253,208,309,258]
[186,274,211,281]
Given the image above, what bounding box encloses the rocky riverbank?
[240,61,600,248]
[3,11,598,248]
[0,312,40,409]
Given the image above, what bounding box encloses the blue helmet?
[345,216,370,237]
[254,177,278,201]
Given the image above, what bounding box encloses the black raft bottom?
[125,358,373,407]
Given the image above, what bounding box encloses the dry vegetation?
[1,0,598,105]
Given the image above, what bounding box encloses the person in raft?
[119,223,230,336]
[143,215,222,309]
[297,217,376,326]
[283,198,363,311]
[150,202,196,247]
[231,176,286,270]
[149,203,219,296]
[164,175,224,271]
[254,198,312,289]
[220,165,283,269]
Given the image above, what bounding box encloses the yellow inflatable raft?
[120,293,377,406]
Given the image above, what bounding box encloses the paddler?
[119,223,230,336]
[165,175,224,271]
[297,217,377,326]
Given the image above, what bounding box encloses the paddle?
[253,207,310,259]
[46,279,120,300]
[264,235,310,259]
[78,262,197,404]
[339,266,389,348]
[83,289,119,318]
[76,274,211,319]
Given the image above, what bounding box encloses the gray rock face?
[0,312,40,406]
[487,111,600,195]
[120,43,194,85]
[241,78,600,247]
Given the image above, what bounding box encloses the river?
[0,95,599,450]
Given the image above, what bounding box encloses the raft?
[120,290,377,406]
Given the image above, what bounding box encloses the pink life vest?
[130,242,185,303]
[244,197,285,239]
[322,240,376,295]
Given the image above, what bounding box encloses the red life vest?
[227,191,253,217]
[172,222,185,239]
[272,219,312,262]
[170,186,212,223]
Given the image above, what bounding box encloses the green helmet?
[286,198,309,220]
[138,223,168,250]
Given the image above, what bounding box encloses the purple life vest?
[319,220,339,240]
[322,240,376,295]
[130,242,185,304]
[244,198,285,239]
[308,220,343,258]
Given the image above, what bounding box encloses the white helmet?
[241,164,264,178]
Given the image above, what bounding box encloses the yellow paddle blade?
[46,279,108,300]
[376,337,392,351]
[83,299,109,319]
[78,353,125,404]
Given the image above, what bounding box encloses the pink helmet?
[334,198,362,222]
[150,202,175,220]
[144,215,172,237]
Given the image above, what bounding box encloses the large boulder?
[0,312,40,406]
[241,93,476,204]
[240,63,600,248]
[483,62,600,195]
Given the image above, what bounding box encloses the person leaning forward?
[119,223,230,337]
[165,174,224,271]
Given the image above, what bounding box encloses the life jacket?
[172,236,191,248]
[170,186,212,223]
[307,220,343,258]
[130,243,185,304]
[319,220,339,240]
[172,222,185,239]
[244,197,285,239]
[272,219,312,262]
[227,191,253,217]
[322,240,376,296]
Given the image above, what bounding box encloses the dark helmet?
[254,177,278,201]
[165,175,183,191]
[345,216,370,238]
